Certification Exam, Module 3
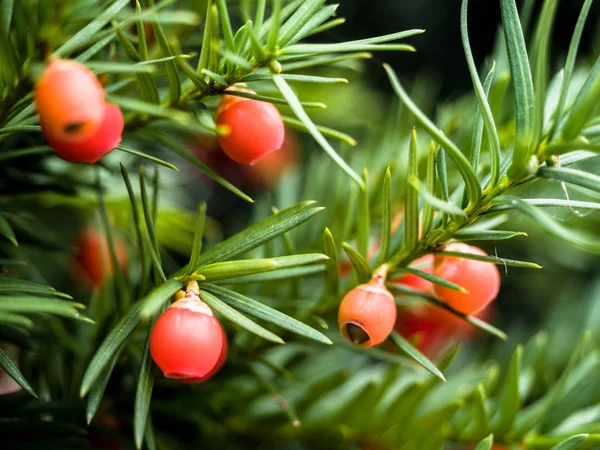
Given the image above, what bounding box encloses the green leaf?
[409,176,468,220]
[81,303,142,397]
[0,212,17,246]
[486,198,600,214]
[272,74,364,188]
[245,19,267,62]
[341,242,372,284]
[202,284,332,345]
[223,89,325,108]
[243,73,347,84]
[282,116,357,146]
[282,52,372,72]
[215,265,323,284]
[490,345,522,434]
[54,0,130,57]
[277,0,325,47]
[557,56,600,141]
[143,131,253,203]
[86,347,123,424]
[0,277,72,299]
[474,434,494,450]
[187,203,207,275]
[0,296,92,322]
[531,0,558,147]
[394,266,467,293]
[390,332,445,381]
[405,129,419,251]
[200,290,284,344]
[191,201,323,270]
[357,169,370,257]
[539,166,600,194]
[431,249,541,268]
[549,0,594,140]
[323,227,340,298]
[0,146,52,163]
[139,279,184,320]
[194,254,328,281]
[461,0,501,186]
[493,195,600,253]
[0,347,36,397]
[266,0,282,51]
[134,329,157,450]
[215,0,236,56]
[287,4,338,45]
[549,434,589,450]
[197,0,215,73]
[97,170,129,311]
[470,385,490,439]
[421,142,437,234]
[115,146,179,171]
[384,64,482,205]
[379,168,392,265]
[500,0,535,173]
[148,12,181,104]
[469,64,497,192]
[0,312,33,328]
[454,230,527,241]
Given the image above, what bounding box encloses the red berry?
[150,295,226,382]
[338,280,396,348]
[73,227,128,288]
[43,103,124,164]
[35,59,123,164]
[392,254,436,296]
[216,89,285,165]
[433,243,500,315]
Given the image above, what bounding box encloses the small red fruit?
[433,243,500,315]
[73,227,128,288]
[338,269,396,348]
[35,58,123,164]
[43,103,124,164]
[216,88,285,165]
[150,284,226,382]
[392,254,436,296]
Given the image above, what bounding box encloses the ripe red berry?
[392,254,436,296]
[73,227,128,288]
[433,243,500,315]
[338,278,396,348]
[35,59,123,164]
[216,88,285,165]
[150,293,226,382]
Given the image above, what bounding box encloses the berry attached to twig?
[35,58,123,164]
[338,266,396,348]
[433,243,500,315]
[150,283,227,382]
[216,88,285,165]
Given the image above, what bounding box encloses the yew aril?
[216,89,285,165]
[433,243,500,315]
[338,277,396,348]
[35,59,123,164]
[43,103,124,164]
[73,227,128,288]
[150,296,226,382]
[392,254,436,296]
